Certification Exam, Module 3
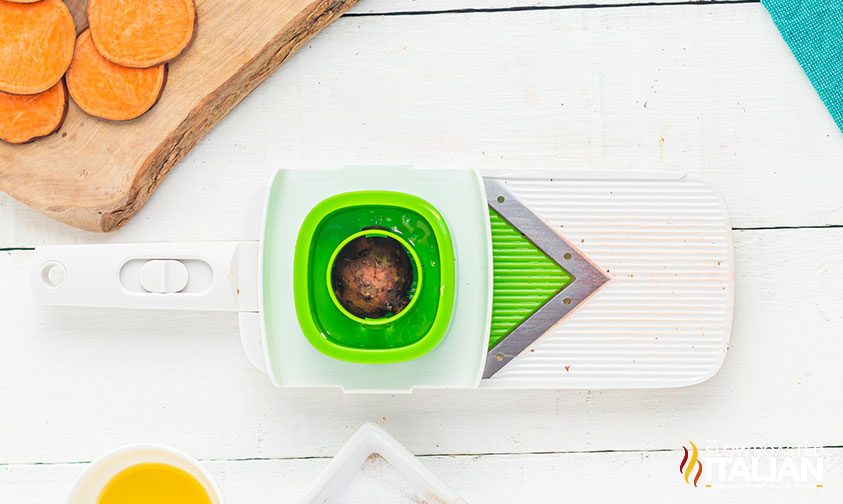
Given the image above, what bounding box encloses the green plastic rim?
[326,228,424,326]
[293,190,456,364]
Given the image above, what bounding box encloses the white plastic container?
[302,423,464,504]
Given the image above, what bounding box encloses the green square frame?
[292,191,456,364]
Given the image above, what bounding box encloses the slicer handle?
[31,242,259,312]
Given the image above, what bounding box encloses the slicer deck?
[480,171,734,389]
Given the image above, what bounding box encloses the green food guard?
[294,191,456,364]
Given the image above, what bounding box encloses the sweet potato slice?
[67,30,167,121]
[88,0,196,68]
[0,81,68,144]
[0,0,75,94]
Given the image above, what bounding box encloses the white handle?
[31,242,259,312]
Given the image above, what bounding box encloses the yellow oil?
[97,463,212,504]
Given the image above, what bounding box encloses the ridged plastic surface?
[481,173,734,389]
[488,208,572,348]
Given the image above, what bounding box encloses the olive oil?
[97,463,212,504]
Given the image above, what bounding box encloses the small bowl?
[66,444,223,504]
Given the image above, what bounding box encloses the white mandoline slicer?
[31,167,734,392]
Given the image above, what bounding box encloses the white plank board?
[2,3,842,245]
[1,1,841,501]
[1,450,839,503]
[352,0,755,14]
[1,227,840,464]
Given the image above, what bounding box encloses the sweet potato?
[66,30,167,121]
[332,236,413,318]
[0,0,75,95]
[0,81,68,144]
[88,0,196,68]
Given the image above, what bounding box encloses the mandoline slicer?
[31,167,734,392]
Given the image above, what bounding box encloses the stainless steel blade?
[483,177,611,378]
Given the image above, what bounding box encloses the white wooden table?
[2,0,842,501]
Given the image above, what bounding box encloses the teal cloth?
[763,0,843,133]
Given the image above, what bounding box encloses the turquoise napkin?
[763,0,843,133]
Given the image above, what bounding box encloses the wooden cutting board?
[0,0,356,232]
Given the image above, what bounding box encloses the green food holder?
[293,191,456,364]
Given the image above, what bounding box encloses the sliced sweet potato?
[67,30,167,121]
[0,0,76,94]
[0,80,68,144]
[88,0,196,68]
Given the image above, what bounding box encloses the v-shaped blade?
[483,178,610,378]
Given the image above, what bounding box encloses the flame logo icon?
[679,440,703,487]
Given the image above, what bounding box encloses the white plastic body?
[256,166,492,392]
[31,242,259,312]
[65,444,224,503]
[300,423,465,504]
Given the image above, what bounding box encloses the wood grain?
[0,0,356,232]
[63,0,87,32]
